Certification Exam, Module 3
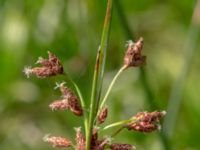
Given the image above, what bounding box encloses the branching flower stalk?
[24,1,166,150]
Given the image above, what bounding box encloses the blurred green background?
[0,0,200,150]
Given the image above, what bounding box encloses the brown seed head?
[124,37,146,68]
[75,127,85,150]
[90,127,110,150]
[92,127,99,142]
[98,106,108,124]
[48,51,64,74]
[43,134,71,148]
[49,99,69,111]
[91,138,110,150]
[68,96,83,116]
[56,82,77,99]
[55,82,83,116]
[24,51,63,78]
[110,143,136,150]
[127,111,166,133]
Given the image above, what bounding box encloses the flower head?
[91,137,110,150]
[43,134,71,148]
[126,111,166,133]
[124,37,146,68]
[75,127,85,150]
[53,82,83,116]
[49,99,69,111]
[24,51,63,78]
[98,106,108,124]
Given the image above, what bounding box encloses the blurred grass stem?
[163,0,200,139]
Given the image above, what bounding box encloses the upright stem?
[72,81,88,136]
[163,0,200,138]
[99,65,127,112]
[86,50,100,150]
[86,1,113,150]
[63,73,88,135]
[94,0,114,117]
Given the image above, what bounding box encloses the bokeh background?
[0,0,200,150]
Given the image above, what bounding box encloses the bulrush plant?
[24,0,166,150]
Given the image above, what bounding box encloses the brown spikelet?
[126,111,166,133]
[49,99,69,111]
[92,127,99,142]
[43,134,71,148]
[91,138,109,150]
[24,51,63,78]
[98,107,108,124]
[110,143,136,150]
[68,96,83,116]
[55,82,83,116]
[60,85,75,99]
[124,37,146,68]
[75,127,85,150]
[90,127,109,150]
[30,67,54,78]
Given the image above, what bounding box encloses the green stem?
[103,119,133,130]
[63,73,88,136]
[111,126,125,138]
[99,65,127,112]
[94,0,114,118]
[71,81,88,135]
[86,1,113,150]
[86,50,100,150]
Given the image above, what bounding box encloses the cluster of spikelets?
[24,37,166,150]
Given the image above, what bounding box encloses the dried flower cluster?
[24,37,166,150]
[75,127,110,150]
[127,111,166,133]
[43,135,71,148]
[24,51,63,78]
[98,106,108,124]
[90,128,110,150]
[49,82,83,116]
[124,37,146,68]
[75,128,86,150]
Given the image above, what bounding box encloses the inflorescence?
[24,38,166,150]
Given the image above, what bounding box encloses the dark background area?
[0,0,200,150]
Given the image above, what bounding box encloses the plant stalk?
[103,119,133,130]
[111,126,125,138]
[99,65,127,113]
[86,1,113,150]
[63,73,88,136]
[72,81,89,135]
